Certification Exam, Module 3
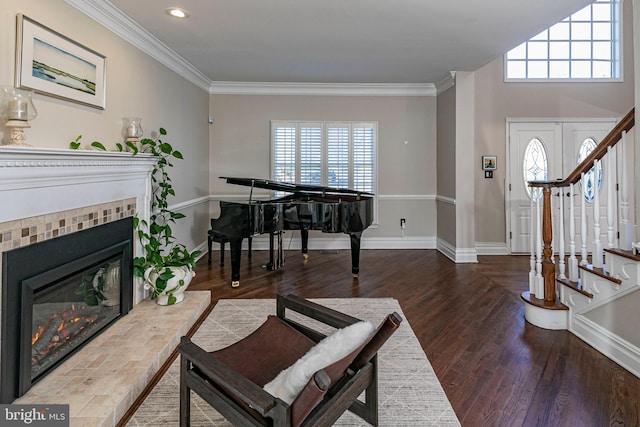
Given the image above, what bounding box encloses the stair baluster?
[568,183,579,281]
[558,188,566,280]
[607,146,615,249]
[593,159,603,268]
[619,131,633,250]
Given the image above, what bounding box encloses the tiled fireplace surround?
[0,147,210,426]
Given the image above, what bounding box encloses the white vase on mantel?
[143,265,195,305]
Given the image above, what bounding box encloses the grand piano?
[209,177,374,287]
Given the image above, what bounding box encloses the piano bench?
[207,229,228,266]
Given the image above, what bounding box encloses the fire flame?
[32,325,45,345]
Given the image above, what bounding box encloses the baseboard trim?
[476,242,509,255]
[571,314,640,378]
[436,238,478,263]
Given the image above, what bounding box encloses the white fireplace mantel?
[0,147,156,224]
[0,146,156,304]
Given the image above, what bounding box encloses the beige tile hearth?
[14,291,211,427]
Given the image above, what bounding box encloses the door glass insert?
[577,137,601,202]
[522,137,548,200]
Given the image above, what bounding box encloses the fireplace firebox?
[1,217,133,403]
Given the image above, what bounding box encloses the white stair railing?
[525,108,635,306]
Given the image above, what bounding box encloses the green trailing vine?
[68,128,200,305]
[69,135,138,154]
[132,128,201,304]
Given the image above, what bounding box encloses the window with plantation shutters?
[271,121,377,195]
[273,126,296,182]
[327,126,349,188]
[300,126,322,186]
[352,125,375,193]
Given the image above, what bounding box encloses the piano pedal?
[231,281,240,288]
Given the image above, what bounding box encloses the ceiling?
[107,0,594,85]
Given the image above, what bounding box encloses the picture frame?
[482,155,497,171]
[15,14,106,110]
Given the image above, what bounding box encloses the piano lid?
[220,177,374,197]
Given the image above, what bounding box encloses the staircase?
[521,108,640,378]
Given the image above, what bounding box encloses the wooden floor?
[189,248,640,427]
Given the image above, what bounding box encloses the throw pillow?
[263,321,375,404]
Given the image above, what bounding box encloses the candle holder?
[122,117,143,147]
[0,86,37,147]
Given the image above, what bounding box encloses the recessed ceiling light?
[165,7,190,19]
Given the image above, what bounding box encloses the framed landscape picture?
[15,14,106,109]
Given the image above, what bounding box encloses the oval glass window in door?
[577,137,602,203]
[522,137,548,201]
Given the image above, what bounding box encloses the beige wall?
[455,72,476,256]
[209,94,438,241]
[0,0,210,252]
[473,0,635,247]
[436,84,456,246]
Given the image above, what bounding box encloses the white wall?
[0,0,210,253]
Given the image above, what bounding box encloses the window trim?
[503,0,623,83]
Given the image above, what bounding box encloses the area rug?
[126,297,461,426]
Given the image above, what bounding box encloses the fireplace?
[1,217,133,403]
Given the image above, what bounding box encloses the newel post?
[541,186,556,302]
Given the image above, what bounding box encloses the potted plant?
[132,128,201,305]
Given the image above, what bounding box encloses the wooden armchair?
[178,293,402,427]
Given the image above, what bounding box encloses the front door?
[507,120,617,254]
[508,122,562,254]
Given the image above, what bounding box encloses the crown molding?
[209,81,437,96]
[435,71,456,94]
[64,0,211,91]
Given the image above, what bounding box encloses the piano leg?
[300,229,309,260]
[266,232,275,270]
[277,231,284,268]
[229,238,242,287]
[349,232,362,279]
[266,231,284,271]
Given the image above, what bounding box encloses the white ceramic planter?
[143,265,195,305]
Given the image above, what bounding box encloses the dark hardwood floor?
[189,248,640,427]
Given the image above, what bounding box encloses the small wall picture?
[482,156,497,171]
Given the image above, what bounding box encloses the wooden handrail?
[529,107,634,188]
